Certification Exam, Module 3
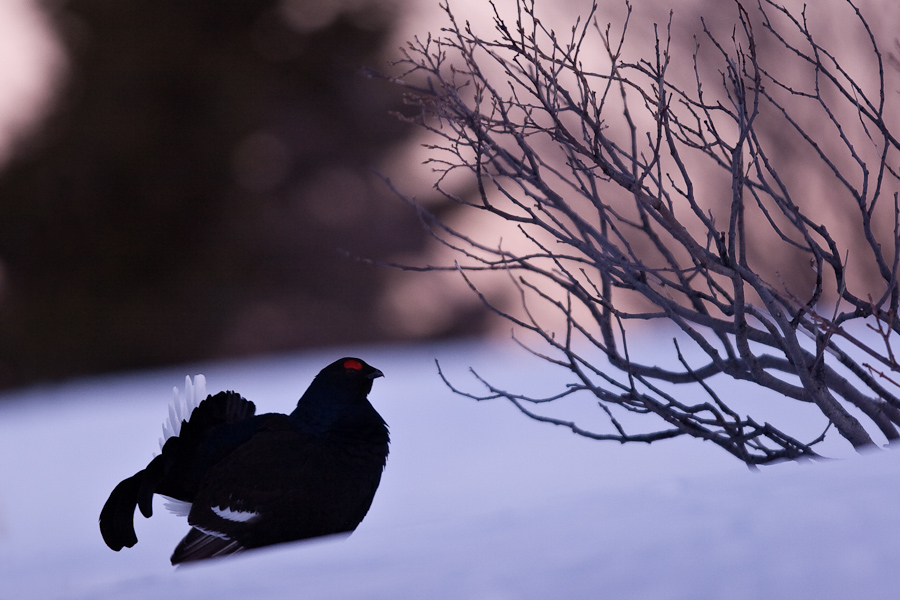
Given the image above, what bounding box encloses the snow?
[1,340,899,599]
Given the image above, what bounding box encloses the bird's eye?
[343,359,363,371]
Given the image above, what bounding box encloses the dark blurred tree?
[0,0,482,388]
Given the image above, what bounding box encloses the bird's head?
[332,357,383,379]
[322,357,384,387]
[296,357,384,407]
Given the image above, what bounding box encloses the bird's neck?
[289,384,380,435]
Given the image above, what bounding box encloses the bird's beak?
[368,369,384,380]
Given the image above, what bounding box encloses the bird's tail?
[99,384,256,552]
[148,390,256,501]
[160,375,207,450]
[98,376,205,552]
[99,466,155,551]
[171,390,256,451]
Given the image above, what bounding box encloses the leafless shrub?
[383,0,900,465]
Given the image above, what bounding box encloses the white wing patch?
[212,506,260,523]
[195,525,232,540]
[159,374,207,451]
[161,495,193,518]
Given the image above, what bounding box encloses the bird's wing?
[182,422,384,556]
[170,527,246,565]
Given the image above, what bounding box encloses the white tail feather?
[161,495,193,518]
[159,374,207,451]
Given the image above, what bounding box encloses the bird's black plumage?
[99,357,389,564]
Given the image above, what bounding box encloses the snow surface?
[1,340,899,599]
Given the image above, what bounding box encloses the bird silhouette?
[99,357,389,564]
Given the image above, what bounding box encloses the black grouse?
[99,357,389,564]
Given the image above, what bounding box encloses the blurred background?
[0,0,492,389]
[0,0,896,390]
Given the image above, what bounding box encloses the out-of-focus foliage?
[0,0,485,388]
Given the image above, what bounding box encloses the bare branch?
[386,0,900,464]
